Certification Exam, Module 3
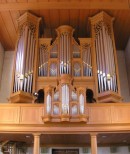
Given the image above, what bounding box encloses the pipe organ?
[90,12,122,102]
[10,11,122,122]
[10,12,41,103]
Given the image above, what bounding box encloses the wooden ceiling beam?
[0,1,130,11]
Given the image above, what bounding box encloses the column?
[33,133,41,154]
[91,133,97,154]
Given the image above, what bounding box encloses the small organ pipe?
[89,46,92,76]
[47,94,51,114]
[95,36,101,92]
[27,32,33,92]
[29,38,35,93]
[23,28,30,92]
[57,26,74,75]
[100,28,107,91]
[103,25,110,78]
[14,36,21,92]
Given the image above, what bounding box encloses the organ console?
[10,11,122,123]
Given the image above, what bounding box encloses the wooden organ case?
[10,11,122,123]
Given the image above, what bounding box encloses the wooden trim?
[0,1,129,11]
[1,124,130,133]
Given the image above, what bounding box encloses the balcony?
[0,102,130,133]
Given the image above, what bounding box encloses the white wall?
[25,146,130,154]
[0,146,130,154]
[117,50,130,102]
[97,146,130,154]
[125,37,130,96]
[0,51,14,103]
[0,43,4,89]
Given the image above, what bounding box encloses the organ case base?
[10,91,33,103]
[97,91,122,103]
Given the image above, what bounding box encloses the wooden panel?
[39,10,50,28]
[0,107,20,123]
[7,0,17,2]
[112,105,130,123]
[50,9,60,38]
[0,0,6,2]
[10,10,21,31]
[17,0,27,2]
[0,1,129,10]
[70,10,79,38]
[0,11,17,46]
[0,12,14,50]
[41,134,90,145]
[88,106,112,124]
[59,10,70,25]
[1,133,130,147]
[20,106,43,124]
[28,0,37,2]
[38,0,48,2]
[78,10,88,38]
[0,9,130,50]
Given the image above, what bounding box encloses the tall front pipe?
[56,25,74,75]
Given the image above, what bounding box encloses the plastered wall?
[117,50,130,102]
[0,43,4,89]
[0,50,14,103]
[25,146,130,154]
[125,37,130,96]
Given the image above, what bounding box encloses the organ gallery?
[10,11,122,123]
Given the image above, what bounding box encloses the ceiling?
[1,133,130,147]
[0,0,130,51]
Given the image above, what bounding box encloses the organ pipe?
[13,26,36,93]
[38,43,49,77]
[56,26,74,75]
[90,11,120,98]
[61,84,69,114]
[82,43,93,77]
[46,94,52,114]
[12,12,40,96]
[79,94,85,114]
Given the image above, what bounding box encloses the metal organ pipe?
[82,44,92,77]
[20,26,28,91]
[13,24,37,94]
[56,26,74,75]
[68,36,71,74]
[27,30,33,93]
[62,84,69,114]
[13,27,26,92]
[106,31,113,90]
[23,28,30,92]
[95,34,101,92]
[46,94,51,114]
[79,94,84,114]
[100,29,107,91]
[94,21,118,93]
[14,35,21,92]
[88,46,92,76]
[98,31,104,92]
[29,37,35,93]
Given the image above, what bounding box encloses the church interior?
[0,0,130,154]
